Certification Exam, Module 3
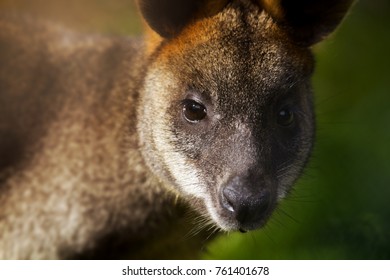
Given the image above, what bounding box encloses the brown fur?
[0,0,353,259]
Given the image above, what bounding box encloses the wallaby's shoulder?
[0,13,143,177]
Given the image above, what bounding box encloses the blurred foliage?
[0,0,388,260]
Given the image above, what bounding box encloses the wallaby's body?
[0,0,352,259]
[0,16,176,259]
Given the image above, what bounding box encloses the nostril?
[221,186,237,213]
[220,180,273,230]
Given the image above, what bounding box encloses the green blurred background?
[1,0,389,259]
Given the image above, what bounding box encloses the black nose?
[220,176,271,231]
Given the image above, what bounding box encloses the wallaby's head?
[137,0,352,232]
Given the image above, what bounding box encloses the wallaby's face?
[138,0,352,232]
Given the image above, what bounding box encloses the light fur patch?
[142,67,208,199]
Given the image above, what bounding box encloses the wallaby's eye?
[277,106,295,127]
[182,99,207,123]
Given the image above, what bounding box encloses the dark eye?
[277,106,295,127]
[182,99,207,123]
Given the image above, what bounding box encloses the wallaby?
[0,0,353,259]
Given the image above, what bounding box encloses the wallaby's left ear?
[260,0,354,46]
[137,0,229,39]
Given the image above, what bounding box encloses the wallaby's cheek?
[139,66,210,199]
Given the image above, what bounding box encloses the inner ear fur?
[259,0,354,46]
[137,0,229,39]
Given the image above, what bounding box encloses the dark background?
[1,0,389,259]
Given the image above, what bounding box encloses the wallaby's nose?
[221,176,271,231]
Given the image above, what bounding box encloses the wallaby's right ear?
[260,0,354,46]
[137,0,229,39]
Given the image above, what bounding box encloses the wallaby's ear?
[260,0,354,46]
[137,0,229,39]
